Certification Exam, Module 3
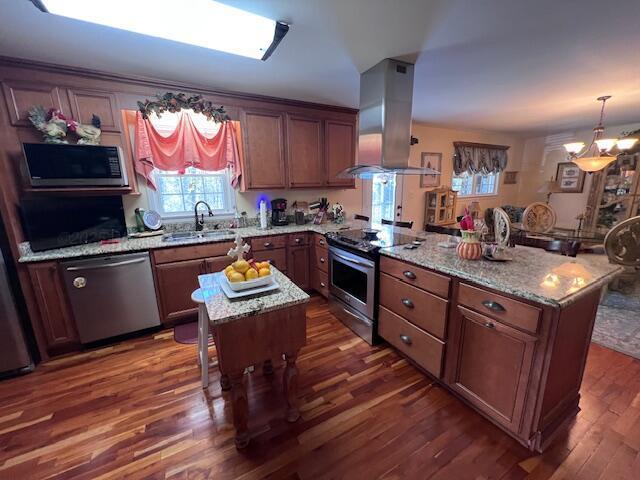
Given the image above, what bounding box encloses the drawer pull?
[295,238,302,244]
[403,270,416,280]
[319,240,326,246]
[320,257,326,263]
[264,242,272,247]
[399,334,412,345]
[482,300,505,312]
[483,322,496,329]
[320,282,326,288]
[401,298,414,309]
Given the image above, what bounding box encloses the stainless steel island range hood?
[340,58,440,179]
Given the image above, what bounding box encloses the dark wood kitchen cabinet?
[67,89,122,132]
[26,261,79,354]
[325,119,356,188]
[240,109,287,190]
[153,258,204,326]
[152,243,233,326]
[447,305,537,433]
[287,245,310,290]
[286,114,324,188]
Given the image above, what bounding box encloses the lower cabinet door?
[252,248,287,273]
[448,305,537,433]
[312,268,329,298]
[205,255,230,274]
[154,259,205,325]
[27,261,79,354]
[287,245,310,289]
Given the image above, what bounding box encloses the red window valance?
[134,111,241,190]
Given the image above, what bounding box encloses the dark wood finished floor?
[1,296,639,479]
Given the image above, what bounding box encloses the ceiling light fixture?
[563,96,638,172]
[31,0,289,61]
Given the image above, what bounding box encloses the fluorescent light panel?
[34,0,285,60]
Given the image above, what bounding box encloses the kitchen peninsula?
[17,224,621,452]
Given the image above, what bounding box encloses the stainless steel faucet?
[194,201,214,231]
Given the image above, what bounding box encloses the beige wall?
[124,121,529,229]
[400,123,526,227]
[518,121,640,228]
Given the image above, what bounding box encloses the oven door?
[328,246,375,319]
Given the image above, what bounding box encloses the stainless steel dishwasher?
[61,252,161,343]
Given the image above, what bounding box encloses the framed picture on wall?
[555,162,585,193]
[420,152,442,188]
[503,171,518,184]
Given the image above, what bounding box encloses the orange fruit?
[245,268,259,280]
[258,267,271,277]
[228,271,245,283]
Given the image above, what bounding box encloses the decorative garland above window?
[137,92,229,122]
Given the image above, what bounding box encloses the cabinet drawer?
[252,248,287,273]
[378,307,444,378]
[314,233,328,250]
[380,256,450,298]
[312,268,329,298]
[153,242,233,264]
[313,248,328,273]
[458,283,541,334]
[289,233,310,246]
[251,235,288,251]
[379,273,448,339]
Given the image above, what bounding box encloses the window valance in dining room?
[453,141,509,175]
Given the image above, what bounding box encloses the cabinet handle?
[483,322,496,329]
[320,282,326,288]
[401,298,414,309]
[403,270,416,280]
[399,334,412,345]
[319,240,326,246]
[295,238,301,244]
[320,257,326,263]
[482,300,505,312]
[264,242,272,247]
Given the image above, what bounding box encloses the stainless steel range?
[326,228,423,344]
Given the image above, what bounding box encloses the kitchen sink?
[161,230,235,243]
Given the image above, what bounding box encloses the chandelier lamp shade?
[563,96,638,172]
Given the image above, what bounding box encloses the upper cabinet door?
[286,114,324,188]
[325,119,356,188]
[240,109,287,190]
[68,89,121,132]
[2,81,64,127]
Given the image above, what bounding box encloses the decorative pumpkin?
[457,231,483,260]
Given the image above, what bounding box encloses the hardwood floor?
[1,296,639,479]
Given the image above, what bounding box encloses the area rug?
[173,322,213,345]
[592,287,640,360]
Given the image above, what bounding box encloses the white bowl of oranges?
[222,258,273,291]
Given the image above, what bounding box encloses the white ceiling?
[1,0,639,135]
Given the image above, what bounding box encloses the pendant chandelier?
[563,96,638,172]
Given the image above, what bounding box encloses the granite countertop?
[380,233,622,308]
[18,222,351,263]
[197,268,310,325]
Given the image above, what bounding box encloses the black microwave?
[22,143,128,187]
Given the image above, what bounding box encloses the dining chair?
[604,215,640,289]
[381,218,414,229]
[521,202,557,233]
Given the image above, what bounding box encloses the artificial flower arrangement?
[456,207,483,260]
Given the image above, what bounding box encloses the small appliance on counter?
[271,198,288,226]
[292,201,309,225]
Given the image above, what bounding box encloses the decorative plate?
[143,210,162,230]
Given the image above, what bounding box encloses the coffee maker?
[271,198,288,226]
